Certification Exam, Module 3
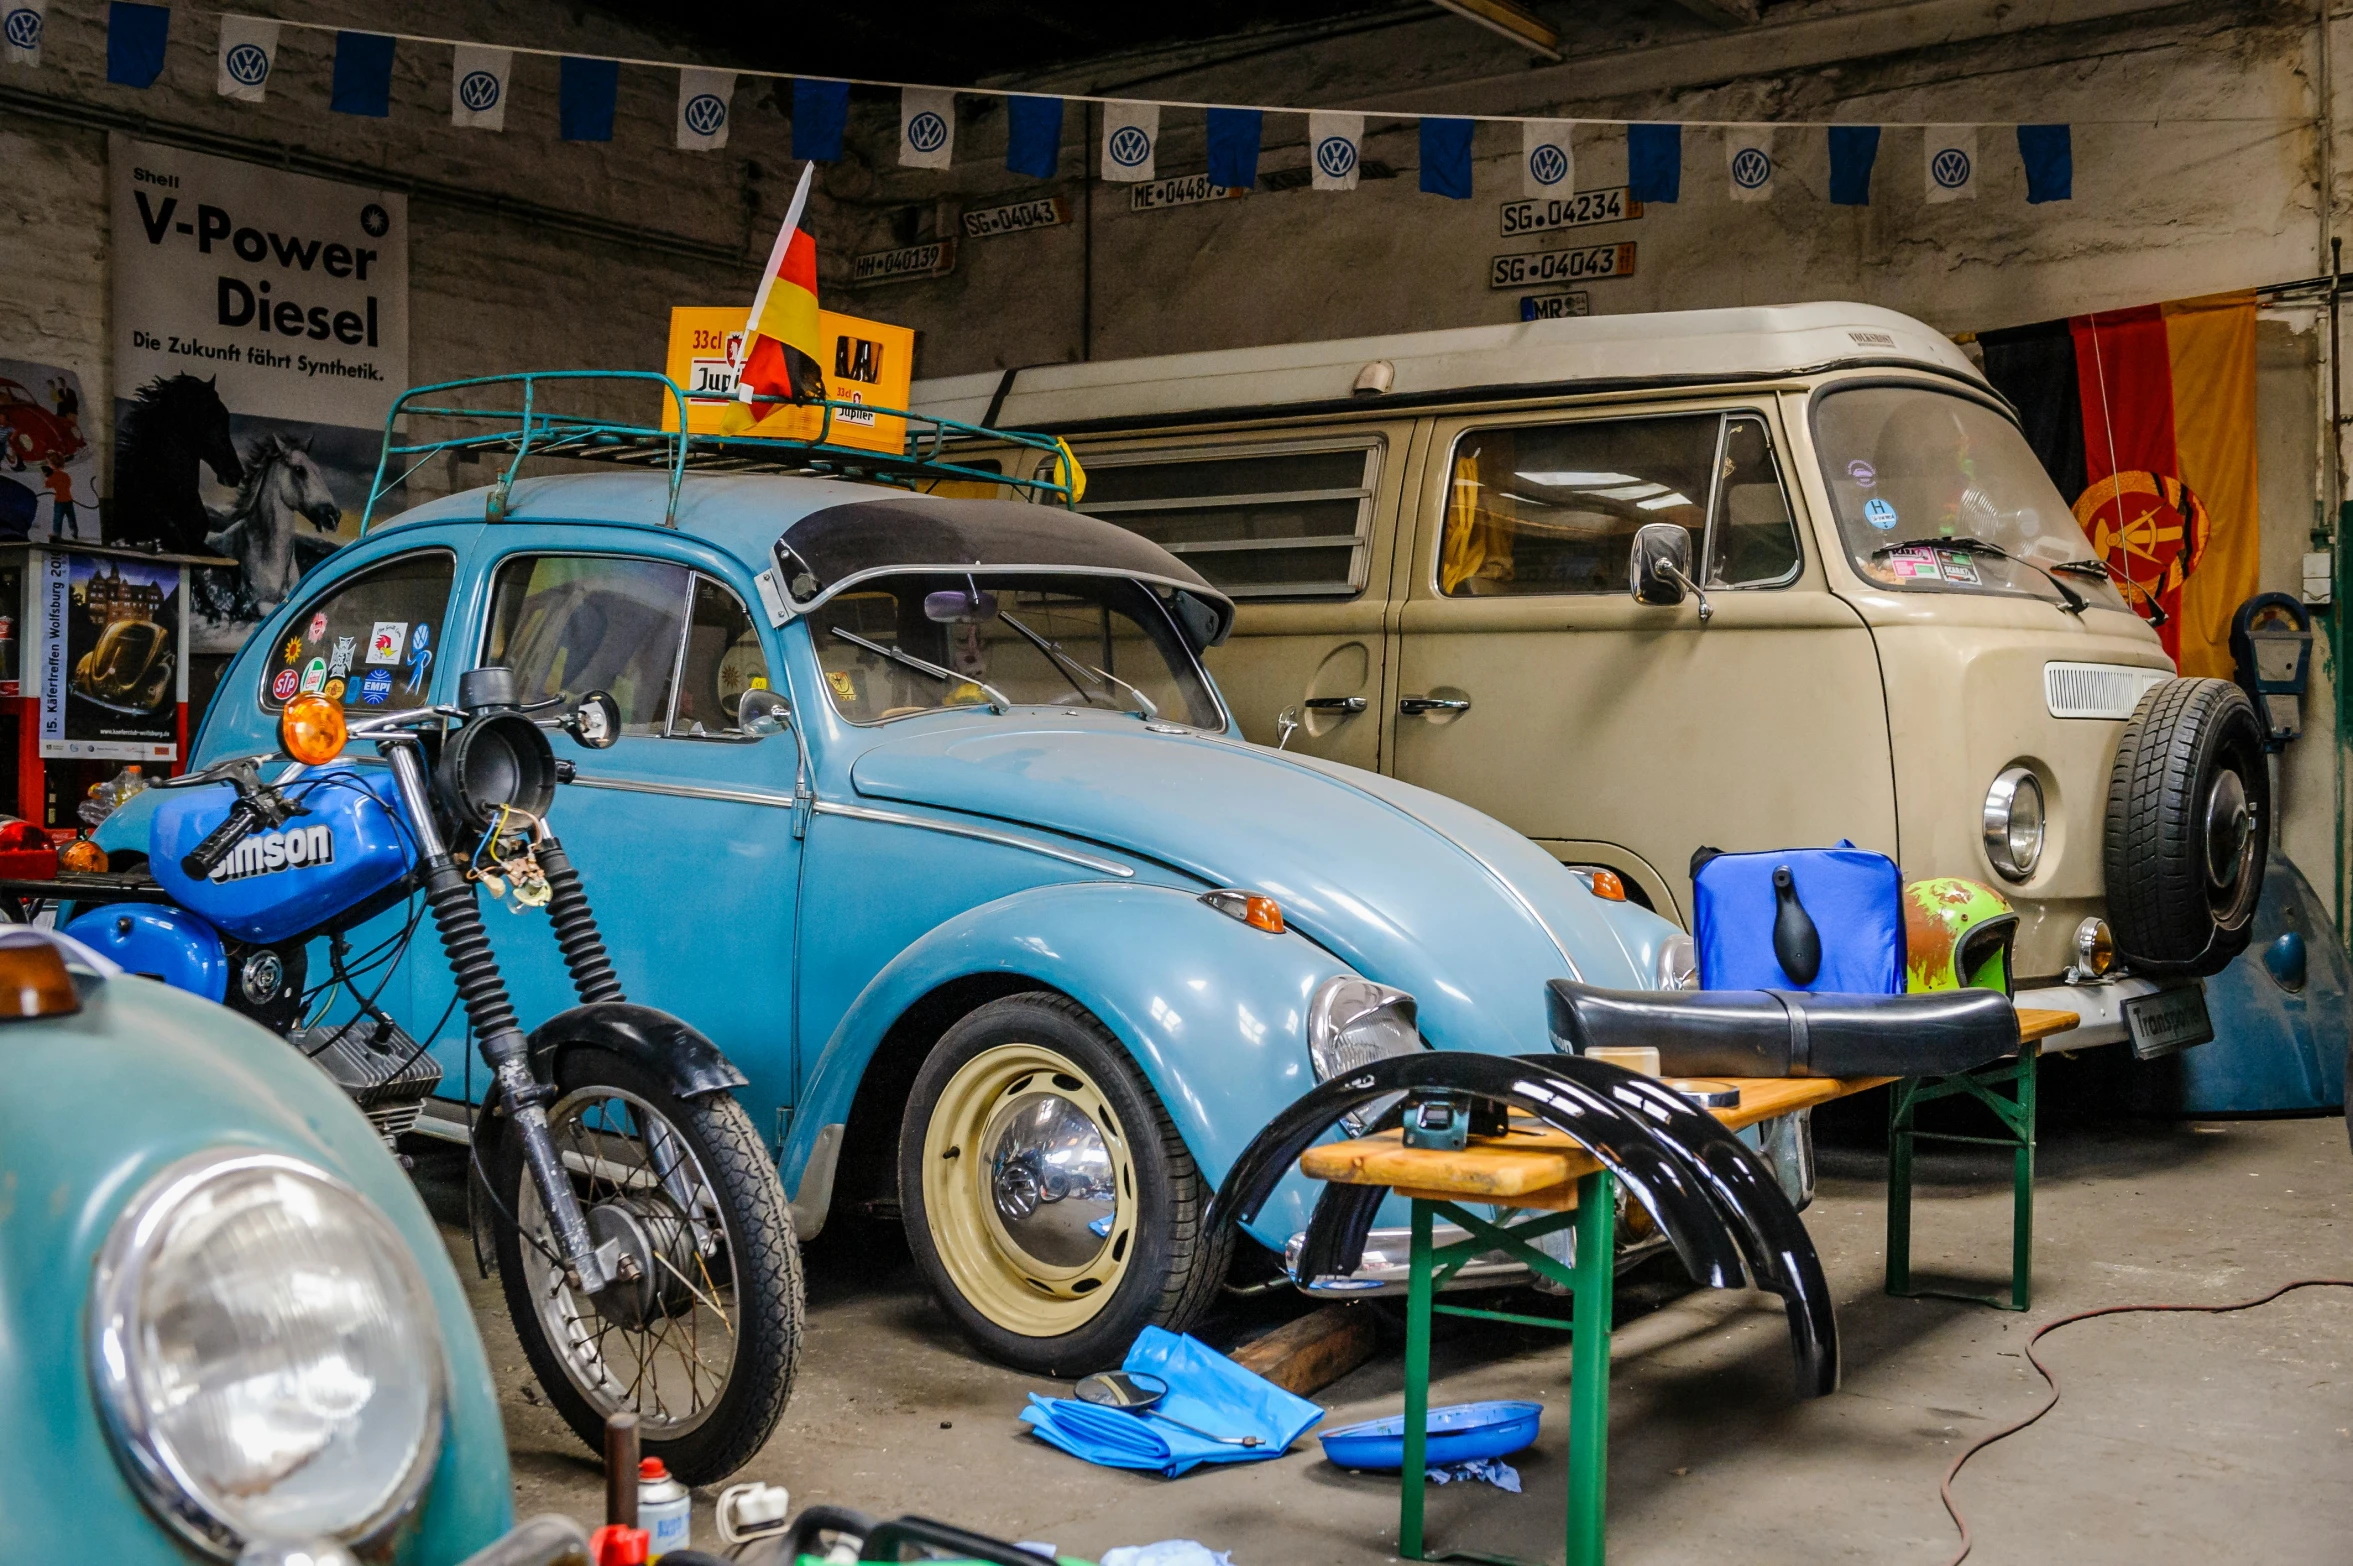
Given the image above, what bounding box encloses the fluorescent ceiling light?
[1426,0,1563,59]
[1637,493,1696,510]
[1517,471,1640,487]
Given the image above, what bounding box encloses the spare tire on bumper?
[2103,677,2268,977]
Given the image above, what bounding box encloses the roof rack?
[361,370,1071,534]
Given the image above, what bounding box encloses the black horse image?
[110,374,243,556]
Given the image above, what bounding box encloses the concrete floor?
[421,1109,2353,1565]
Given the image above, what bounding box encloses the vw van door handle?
[1303,696,1367,714]
[1398,695,1471,715]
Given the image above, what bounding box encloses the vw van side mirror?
[563,690,621,750]
[1629,523,1712,625]
[736,687,792,737]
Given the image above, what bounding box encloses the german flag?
[733,163,826,416]
[1980,290,2258,676]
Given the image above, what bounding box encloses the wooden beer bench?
[1297,1007,2080,1566]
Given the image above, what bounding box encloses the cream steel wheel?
[921,1043,1137,1335]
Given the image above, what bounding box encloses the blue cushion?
[1694,841,1903,993]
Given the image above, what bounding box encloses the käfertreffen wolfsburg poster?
[107,133,409,653]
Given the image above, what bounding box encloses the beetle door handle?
[1303,696,1367,714]
[1399,695,1471,715]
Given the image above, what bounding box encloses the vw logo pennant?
[1924,126,1978,203]
[899,87,957,169]
[1101,102,1159,182]
[675,67,737,151]
[450,44,513,130]
[214,15,280,103]
[1521,119,1575,198]
[1309,111,1364,191]
[1725,128,1775,203]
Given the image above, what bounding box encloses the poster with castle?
[33,550,184,761]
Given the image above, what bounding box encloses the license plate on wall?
[2123,985,2214,1060]
[1488,243,1636,289]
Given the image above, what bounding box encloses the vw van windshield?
[807,573,1222,729]
[1814,385,2125,610]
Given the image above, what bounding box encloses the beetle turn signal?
[1586,869,1627,901]
[1201,888,1286,934]
[0,938,79,1018]
[280,693,348,766]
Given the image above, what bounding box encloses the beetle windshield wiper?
[997,610,1161,721]
[1870,534,2086,616]
[829,627,1013,712]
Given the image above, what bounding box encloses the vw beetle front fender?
[785,880,1355,1250]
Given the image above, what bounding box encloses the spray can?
[638,1457,690,1560]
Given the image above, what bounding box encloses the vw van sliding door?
[1072,424,1419,770]
[1391,401,1894,922]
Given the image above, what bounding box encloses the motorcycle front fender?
[521,1001,749,1101]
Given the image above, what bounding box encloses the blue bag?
[1692,840,1904,994]
[1020,1327,1324,1478]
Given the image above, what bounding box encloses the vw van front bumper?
[2015,974,2205,1050]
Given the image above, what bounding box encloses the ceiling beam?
[1655,0,1760,27]
[1426,0,1564,61]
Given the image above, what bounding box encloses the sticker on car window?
[301,657,328,693]
[360,668,393,705]
[1938,549,1981,585]
[827,669,859,702]
[1885,547,1944,581]
[1847,459,1876,489]
[1862,497,1899,529]
[273,668,299,700]
[368,621,406,665]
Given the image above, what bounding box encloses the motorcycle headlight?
[1654,931,1699,991]
[1983,765,2046,882]
[89,1151,446,1558]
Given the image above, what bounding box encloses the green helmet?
[1904,877,2020,996]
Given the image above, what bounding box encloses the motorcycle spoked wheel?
[488,1047,803,1485]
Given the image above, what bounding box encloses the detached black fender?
[522,1002,749,1101]
[1207,1050,1839,1399]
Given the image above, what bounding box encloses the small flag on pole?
[730,162,827,427]
[331,32,395,117]
[794,79,848,162]
[1308,112,1362,191]
[1925,125,1977,203]
[1827,126,1879,206]
[2017,124,2071,203]
[1006,95,1063,177]
[450,44,511,130]
[215,14,279,102]
[107,2,168,87]
[677,67,735,151]
[1725,127,1775,202]
[1521,120,1574,198]
[4,1,48,68]
[899,87,954,168]
[1421,117,1473,199]
[1101,102,1158,181]
[1628,124,1681,203]
[1207,107,1262,189]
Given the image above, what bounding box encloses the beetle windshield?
[1814,385,2125,610]
[806,573,1222,729]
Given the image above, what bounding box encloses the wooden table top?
[1296,1006,2078,1211]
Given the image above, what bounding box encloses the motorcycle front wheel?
[488,1046,803,1484]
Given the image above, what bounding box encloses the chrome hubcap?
[2205,769,2254,889]
[983,1089,1116,1270]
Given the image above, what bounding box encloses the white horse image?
[205,433,344,615]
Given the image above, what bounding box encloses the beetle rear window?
[260,551,454,712]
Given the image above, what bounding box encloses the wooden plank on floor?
[1230,1303,1378,1397]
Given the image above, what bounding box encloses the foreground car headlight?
[1307,975,1421,1083]
[1982,765,2046,882]
[1654,931,1699,991]
[89,1151,446,1558]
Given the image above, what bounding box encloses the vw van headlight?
[1983,765,2046,882]
[89,1151,446,1558]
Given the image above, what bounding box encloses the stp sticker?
[367,622,407,665]
[360,668,393,705]
[307,612,328,642]
[272,669,300,701]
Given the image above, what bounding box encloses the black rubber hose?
[535,836,625,1005]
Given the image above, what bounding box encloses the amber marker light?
[0,939,80,1018]
[1586,869,1627,902]
[1201,888,1287,934]
[280,693,349,766]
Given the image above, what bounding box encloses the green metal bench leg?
[1885,1085,1916,1296]
[1566,1170,1615,1566]
[1884,1050,2038,1312]
[1402,1199,1435,1560]
[2010,1051,2036,1312]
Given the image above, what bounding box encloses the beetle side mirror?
[736,687,792,737]
[564,690,621,749]
[1629,523,1712,625]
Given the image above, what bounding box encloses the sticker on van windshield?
[1847,459,1877,488]
[1885,547,1943,581]
[1862,497,1899,529]
[1938,550,1981,585]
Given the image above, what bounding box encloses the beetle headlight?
[89,1151,446,1558]
[1654,931,1699,991]
[1307,975,1421,1084]
[1983,765,2046,882]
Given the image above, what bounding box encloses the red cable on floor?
[1938,1277,2353,1565]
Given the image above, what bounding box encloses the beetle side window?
[1438,412,1799,595]
[670,575,773,738]
[483,556,689,736]
[259,550,454,712]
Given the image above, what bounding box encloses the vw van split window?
[258,549,454,713]
[810,572,1223,729]
[1076,440,1381,599]
[1813,384,2126,610]
[1438,411,1800,596]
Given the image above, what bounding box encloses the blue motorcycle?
[29,667,801,1485]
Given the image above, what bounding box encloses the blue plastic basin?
[1317,1400,1543,1471]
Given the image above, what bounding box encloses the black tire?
[2103,677,2269,977]
[898,991,1232,1376]
[490,1047,802,1485]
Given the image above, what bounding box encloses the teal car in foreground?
[103,438,1696,1375]
[0,928,517,1562]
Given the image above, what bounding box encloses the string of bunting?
[22,0,2263,206]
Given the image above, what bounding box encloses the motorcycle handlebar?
[180,797,264,880]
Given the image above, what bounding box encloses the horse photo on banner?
[105,133,408,668]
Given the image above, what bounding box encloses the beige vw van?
[915,303,2264,1048]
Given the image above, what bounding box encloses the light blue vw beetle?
[0,925,529,1562]
[100,376,1699,1374]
